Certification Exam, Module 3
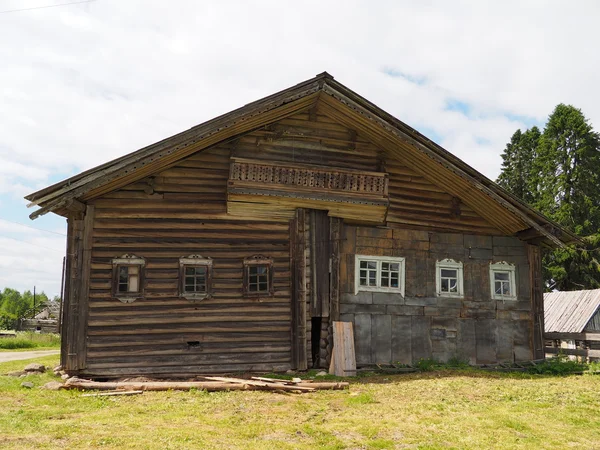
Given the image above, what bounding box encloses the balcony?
[227,158,389,223]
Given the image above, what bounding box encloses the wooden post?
[296,209,308,370]
[330,218,341,321]
[528,244,545,360]
[65,215,83,372]
[76,205,94,370]
[290,209,308,370]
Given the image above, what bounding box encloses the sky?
[1,0,600,297]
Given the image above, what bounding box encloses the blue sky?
[1,0,600,296]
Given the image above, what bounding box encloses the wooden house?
[544,289,600,359]
[26,72,577,378]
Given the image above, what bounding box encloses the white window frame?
[435,259,464,298]
[489,261,517,300]
[354,255,405,296]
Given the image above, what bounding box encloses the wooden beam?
[76,205,94,370]
[544,347,600,358]
[545,332,600,341]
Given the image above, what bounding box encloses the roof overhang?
[26,72,578,248]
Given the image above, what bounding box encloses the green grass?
[1,355,600,449]
[0,332,60,351]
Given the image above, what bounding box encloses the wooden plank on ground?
[329,321,356,376]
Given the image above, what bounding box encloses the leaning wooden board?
[329,321,356,377]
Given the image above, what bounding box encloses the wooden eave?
[25,71,577,248]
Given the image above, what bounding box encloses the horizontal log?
[64,378,348,392]
[544,332,600,341]
[544,347,600,357]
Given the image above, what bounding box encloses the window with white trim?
[435,259,463,297]
[179,255,213,300]
[354,255,405,296]
[489,262,517,300]
[112,254,145,303]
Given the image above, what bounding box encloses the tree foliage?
[497,104,600,290]
[497,127,540,205]
[0,288,51,330]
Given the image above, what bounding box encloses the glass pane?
[441,269,457,278]
[502,282,511,295]
[118,266,128,284]
[382,262,389,271]
[495,281,503,295]
[360,261,368,269]
[259,282,268,291]
[391,278,399,288]
[381,273,389,287]
[360,270,367,278]
[185,276,195,286]
[185,267,195,276]
[367,261,376,269]
[360,277,367,286]
[369,271,376,286]
[441,278,449,292]
[449,279,457,292]
[256,266,267,275]
[495,272,509,281]
[390,263,399,271]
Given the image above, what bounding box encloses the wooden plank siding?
[71,108,526,376]
[85,146,293,377]
[339,225,535,365]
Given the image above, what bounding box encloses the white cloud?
[1,0,600,294]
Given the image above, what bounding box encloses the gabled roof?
[25,72,578,247]
[544,289,600,333]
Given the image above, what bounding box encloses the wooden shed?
[26,72,576,378]
[544,289,600,359]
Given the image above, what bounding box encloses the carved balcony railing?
[227,158,389,223]
[229,158,388,197]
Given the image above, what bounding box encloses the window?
[243,255,273,296]
[112,254,145,303]
[489,262,517,300]
[354,255,405,296]
[179,255,213,300]
[435,259,464,297]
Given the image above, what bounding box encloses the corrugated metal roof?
[544,289,600,333]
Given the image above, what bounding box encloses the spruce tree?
[497,104,600,290]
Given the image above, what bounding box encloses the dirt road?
[0,350,59,363]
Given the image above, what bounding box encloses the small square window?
[179,255,213,300]
[244,256,273,297]
[112,254,145,303]
[490,262,517,300]
[354,255,405,296]
[436,259,463,297]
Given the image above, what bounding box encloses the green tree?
[497,127,540,205]
[534,104,600,235]
[497,104,600,291]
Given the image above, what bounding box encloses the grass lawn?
[0,332,60,351]
[1,355,600,450]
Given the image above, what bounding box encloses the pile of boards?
[64,376,348,395]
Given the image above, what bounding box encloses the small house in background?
[17,302,60,333]
[544,290,600,360]
[25,72,577,378]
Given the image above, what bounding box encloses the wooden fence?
[544,332,600,358]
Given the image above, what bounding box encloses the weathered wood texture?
[339,225,535,365]
[63,108,533,377]
[85,146,293,377]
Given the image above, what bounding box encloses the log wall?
[68,108,527,377]
[85,147,293,377]
[339,225,535,365]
